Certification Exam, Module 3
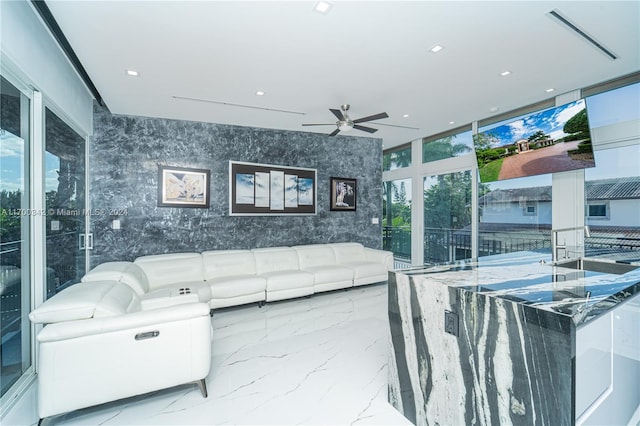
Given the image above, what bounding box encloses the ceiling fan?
[302,104,389,136]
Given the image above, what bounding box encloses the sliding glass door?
[44,108,87,298]
[0,76,31,397]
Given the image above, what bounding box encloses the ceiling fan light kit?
[302,104,389,136]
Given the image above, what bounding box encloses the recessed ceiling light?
[545,88,555,93]
[430,45,444,53]
[403,114,409,118]
[256,91,265,96]
[500,70,511,76]
[126,70,139,77]
[313,1,332,14]
[489,106,499,112]
[449,121,455,125]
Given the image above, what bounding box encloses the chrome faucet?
[551,226,590,262]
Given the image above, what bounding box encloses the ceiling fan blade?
[302,123,334,126]
[353,124,378,134]
[330,108,346,121]
[329,128,341,136]
[353,112,388,123]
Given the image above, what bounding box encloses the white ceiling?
[46,1,640,149]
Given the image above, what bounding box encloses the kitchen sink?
[554,258,638,275]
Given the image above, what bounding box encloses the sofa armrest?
[364,248,394,270]
[141,290,200,310]
[37,303,210,342]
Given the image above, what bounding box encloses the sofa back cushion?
[252,247,300,274]
[293,245,337,269]
[328,242,366,263]
[82,261,150,295]
[29,281,141,324]
[119,263,151,294]
[134,253,204,289]
[202,250,256,279]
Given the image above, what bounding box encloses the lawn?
[479,158,504,182]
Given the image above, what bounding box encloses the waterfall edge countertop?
[397,251,640,327]
[388,252,640,425]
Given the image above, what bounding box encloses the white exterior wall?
[587,199,640,227]
[480,201,552,225]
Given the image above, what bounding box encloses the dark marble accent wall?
[89,106,383,265]
[388,271,575,425]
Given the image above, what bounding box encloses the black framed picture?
[330,177,357,211]
[158,165,210,208]
[229,161,317,215]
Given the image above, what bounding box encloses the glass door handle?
[79,233,94,250]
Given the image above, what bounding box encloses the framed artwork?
[330,177,357,211]
[229,161,317,215]
[158,165,210,208]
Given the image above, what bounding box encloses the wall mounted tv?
[473,99,595,183]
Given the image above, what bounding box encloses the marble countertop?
[395,251,640,327]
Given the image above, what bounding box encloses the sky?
[0,132,60,193]
[479,99,586,148]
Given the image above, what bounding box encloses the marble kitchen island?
[388,251,640,426]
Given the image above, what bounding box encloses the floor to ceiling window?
[0,76,31,398]
[422,129,474,264]
[423,171,472,264]
[383,146,412,266]
[383,76,639,267]
[383,179,412,266]
[583,82,640,263]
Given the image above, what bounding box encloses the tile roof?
[479,177,640,203]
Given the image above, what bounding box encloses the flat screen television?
[474,99,595,183]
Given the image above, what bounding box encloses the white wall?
[0,0,94,135]
[587,199,640,227]
[481,201,552,225]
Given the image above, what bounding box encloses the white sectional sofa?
[28,242,390,422]
[82,242,393,310]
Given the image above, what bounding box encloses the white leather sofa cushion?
[134,253,204,287]
[29,281,141,324]
[202,250,266,303]
[328,243,390,286]
[207,275,266,299]
[202,250,258,278]
[293,244,354,288]
[252,247,301,274]
[134,253,211,302]
[329,242,367,262]
[253,248,314,297]
[260,270,314,292]
[82,261,150,295]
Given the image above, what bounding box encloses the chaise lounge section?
[28,280,212,422]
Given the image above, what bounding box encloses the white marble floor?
[15,283,411,425]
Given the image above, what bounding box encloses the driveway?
[499,140,594,180]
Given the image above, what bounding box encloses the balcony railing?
[385,224,640,266]
[382,226,411,265]
[383,225,554,265]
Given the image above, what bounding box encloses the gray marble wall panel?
[89,107,383,265]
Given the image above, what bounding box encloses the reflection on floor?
[22,283,411,425]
